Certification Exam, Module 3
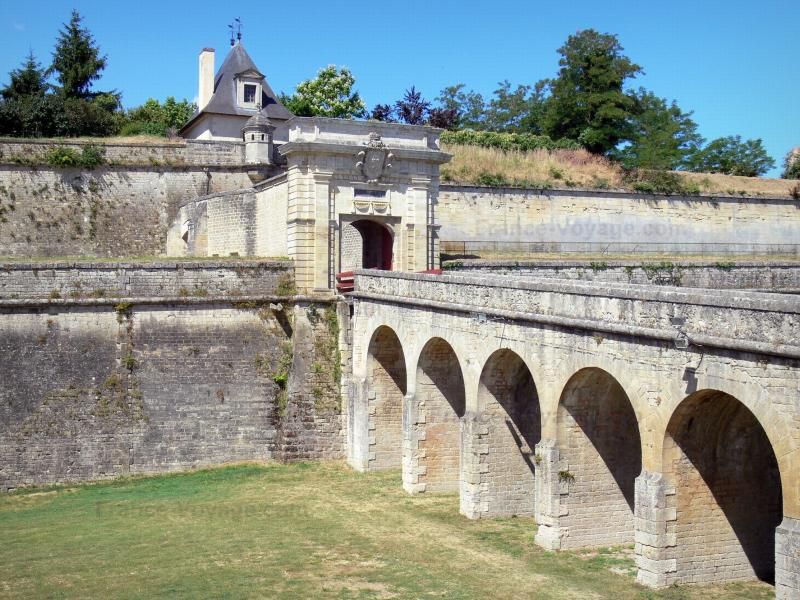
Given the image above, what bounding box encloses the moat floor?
[0,462,773,599]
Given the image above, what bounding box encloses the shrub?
[441,129,581,152]
[44,144,105,169]
[476,172,510,187]
[45,146,81,168]
[625,169,699,195]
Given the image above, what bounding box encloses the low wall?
[438,185,800,255]
[445,260,800,291]
[0,138,245,168]
[0,259,292,300]
[0,261,343,491]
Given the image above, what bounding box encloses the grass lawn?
[0,462,774,599]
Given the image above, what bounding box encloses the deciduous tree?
[542,29,642,154]
[281,66,366,119]
[612,89,703,170]
[686,136,775,177]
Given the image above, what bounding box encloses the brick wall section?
[206,190,258,257]
[447,260,800,291]
[557,369,641,548]
[469,349,539,518]
[416,338,465,493]
[0,263,344,491]
[367,326,406,470]
[664,391,782,584]
[0,138,244,167]
[0,166,251,257]
[0,260,292,300]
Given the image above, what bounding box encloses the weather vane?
[228,18,242,46]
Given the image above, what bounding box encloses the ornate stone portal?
[171,117,450,292]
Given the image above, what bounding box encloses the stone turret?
[242,110,276,183]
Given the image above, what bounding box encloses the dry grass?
[442,144,799,198]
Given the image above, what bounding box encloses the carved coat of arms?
[356,132,393,183]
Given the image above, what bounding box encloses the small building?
[179,41,292,143]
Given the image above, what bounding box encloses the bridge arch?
[409,336,466,493]
[663,389,783,585]
[471,348,541,517]
[364,325,407,471]
[556,367,642,548]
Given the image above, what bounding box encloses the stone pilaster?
[776,516,800,599]
[346,377,370,472]
[402,393,426,494]
[633,471,677,587]
[460,412,489,519]
[534,438,568,550]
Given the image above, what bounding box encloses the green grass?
[0,462,774,599]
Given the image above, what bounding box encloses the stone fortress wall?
[0,139,253,258]
[0,261,343,491]
[438,184,800,255]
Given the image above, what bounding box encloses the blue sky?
[1,0,797,176]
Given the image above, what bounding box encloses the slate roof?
[180,42,292,134]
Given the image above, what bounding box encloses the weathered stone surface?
[0,263,343,491]
[349,270,800,593]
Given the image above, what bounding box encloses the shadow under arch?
[414,336,465,492]
[365,325,407,471]
[476,348,541,516]
[556,367,642,547]
[341,219,393,272]
[664,389,782,584]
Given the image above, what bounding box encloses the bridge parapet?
[352,269,800,358]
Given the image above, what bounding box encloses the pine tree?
[50,10,107,99]
[1,52,48,100]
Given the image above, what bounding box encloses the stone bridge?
[346,270,800,597]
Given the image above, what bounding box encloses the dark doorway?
[341,220,393,272]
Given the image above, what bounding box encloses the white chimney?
[198,48,215,111]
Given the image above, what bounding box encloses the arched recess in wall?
[556,367,641,548]
[415,337,465,493]
[340,220,393,273]
[663,389,782,585]
[366,326,407,471]
[476,349,541,516]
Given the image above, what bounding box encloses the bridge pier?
[460,412,490,518]
[402,393,426,494]
[776,517,800,599]
[533,439,568,549]
[633,471,677,587]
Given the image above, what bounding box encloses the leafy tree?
[394,86,430,125]
[612,89,704,170]
[542,29,642,154]
[782,149,800,179]
[426,106,459,130]
[484,80,546,133]
[686,136,776,177]
[1,52,48,100]
[121,97,196,136]
[436,84,486,130]
[50,10,107,99]
[369,103,395,122]
[281,66,366,119]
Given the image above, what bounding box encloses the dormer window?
[237,75,262,109]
